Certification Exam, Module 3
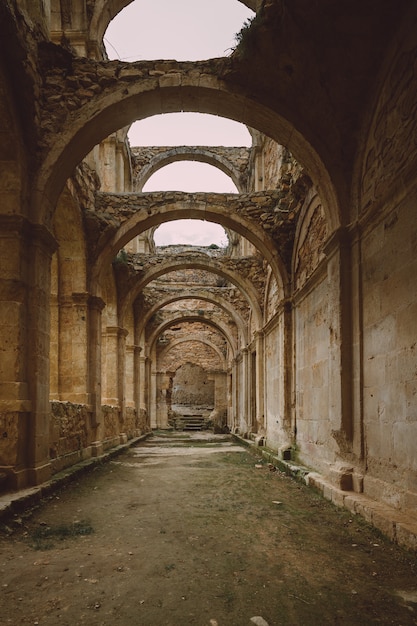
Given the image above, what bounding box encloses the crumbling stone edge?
[232,434,417,553]
[0,434,152,523]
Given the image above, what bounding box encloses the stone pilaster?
[26,223,58,485]
[324,227,353,453]
[255,330,265,433]
[58,292,89,403]
[87,295,105,442]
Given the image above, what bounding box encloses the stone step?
[174,415,208,431]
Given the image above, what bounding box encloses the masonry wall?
[294,273,337,472]
[49,401,92,472]
[172,362,215,406]
[264,316,288,449]
[361,194,417,510]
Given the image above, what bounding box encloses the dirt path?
[1,433,417,626]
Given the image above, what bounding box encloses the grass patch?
[28,519,94,550]
[165,563,176,572]
[232,11,265,59]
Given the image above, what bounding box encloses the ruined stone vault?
[0,0,417,549]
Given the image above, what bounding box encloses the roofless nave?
[0,0,416,549]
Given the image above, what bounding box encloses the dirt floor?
[1,432,417,626]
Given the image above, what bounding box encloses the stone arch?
[293,190,328,292]
[158,336,226,370]
[120,259,263,330]
[91,195,287,294]
[136,291,248,347]
[134,147,245,192]
[36,64,341,232]
[352,3,417,221]
[264,267,283,325]
[147,315,235,358]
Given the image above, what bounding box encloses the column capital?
[106,326,129,338]
[88,295,106,312]
[72,292,89,305]
[323,226,350,257]
[29,223,58,255]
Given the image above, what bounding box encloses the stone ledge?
[0,433,151,523]
[232,434,417,552]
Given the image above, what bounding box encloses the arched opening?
[170,362,215,430]
[104,0,254,62]
[154,219,228,247]
[36,71,340,230]
[142,162,239,193]
[129,112,252,147]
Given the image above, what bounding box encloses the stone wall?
[294,274,337,472]
[49,401,144,471]
[91,188,310,272]
[172,362,215,407]
[158,340,223,372]
[49,401,91,472]
[0,412,23,469]
[264,317,288,449]
[361,195,417,509]
[102,404,121,442]
[265,272,281,322]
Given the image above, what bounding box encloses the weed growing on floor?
[165,563,176,572]
[28,519,94,550]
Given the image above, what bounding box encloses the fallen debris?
[250,616,269,626]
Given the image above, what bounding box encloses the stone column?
[242,347,250,436]
[324,228,353,451]
[138,352,147,413]
[125,344,136,409]
[117,327,129,429]
[255,330,265,433]
[116,142,127,193]
[213,370,227,429]
[156,372,170,429]
[145,356,151,429]
[58,292,89,403]
[133,298,146,430]
[150,364,157,429]
[102,326,119,405]
[0,217,49,487]
[100,136,117,192]
[283,299,293,439]
[350,225,364,464]
[232,355,241,433]
[227,369,233,430]
[26,224,58,485]
[87,295,105,451]
[49,292,59,399]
